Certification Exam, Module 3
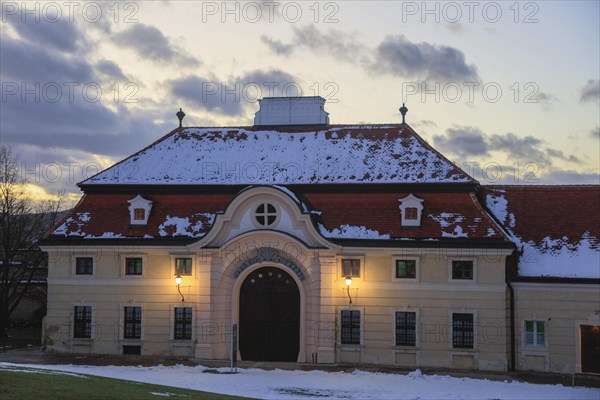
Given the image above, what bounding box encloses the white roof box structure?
[254,96,329,126]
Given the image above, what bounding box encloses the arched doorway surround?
[232,257,307,362]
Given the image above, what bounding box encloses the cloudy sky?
[1,1,599,203]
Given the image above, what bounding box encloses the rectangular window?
[124,306,142,339]
[395,311,416,346]
[125,257,143,275]
[73,306,92,339]
[134,208,145,220]
[405,207,418,220]
[75,257,93,275]
[175,258,193,276]
[122,345,141,355]
[452,313,474,349]
[174,307,193,340]
[342,259,360,277]
[341,310,361,345]
[525,320,545,347]
[395,260,416,279]
[452,260,473,280]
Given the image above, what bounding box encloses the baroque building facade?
[41,97,600,374]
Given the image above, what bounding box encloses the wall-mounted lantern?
[345,276,352,305]
[175,274,184,302]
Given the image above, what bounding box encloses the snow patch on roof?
[519,233,600,278]
[53,213,90,237]
[85,232,125,239]
[508,213,516,228]
[486,193,508,224]
[429,213,469,238]
[82,126,473,185]
[430,212,464,228]
[158,213,215,238]
[441,226,468,238]
[319,224,391,240]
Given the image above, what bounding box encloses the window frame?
[75,257,94,276]
[524,320,546,348]
[123,306,143,339]
[449,258,477,283]
[173,306,193,341]
[404,207,418,220]
[133,208,146,221]
[340,256,363,278]
[340,309,362,345]
[73,305,92,339]
[451,312,475,349]
[174,257,193,276]
[393,257,420,281]
[252,202,279,228]
[123,256,145,277]
[71,254,97,277]
[395,310,418,347]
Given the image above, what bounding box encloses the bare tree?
[0,146,63,337]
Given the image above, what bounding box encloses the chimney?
[253,96,329,127]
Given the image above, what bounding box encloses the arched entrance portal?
[239,266,300,361]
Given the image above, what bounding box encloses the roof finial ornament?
[176,108,185,128]
[399,103,408,124]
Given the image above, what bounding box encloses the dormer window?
[398,193,424,227]
[128,195,153,225]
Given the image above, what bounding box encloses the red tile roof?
[484,185,600,278]
[51,193,234,239]
[49,190,508,243]
[305,192,506,241]
[483,185,600,249]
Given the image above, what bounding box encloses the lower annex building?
[41,97,600,374]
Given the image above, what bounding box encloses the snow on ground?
[1,363,597,400]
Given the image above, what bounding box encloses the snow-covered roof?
[81,124,475,186]
[484,186,600,279]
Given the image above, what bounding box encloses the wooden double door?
[239,267,300,362]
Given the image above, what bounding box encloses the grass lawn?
[0,366,253,400]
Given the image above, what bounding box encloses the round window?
[254,203,278,227]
